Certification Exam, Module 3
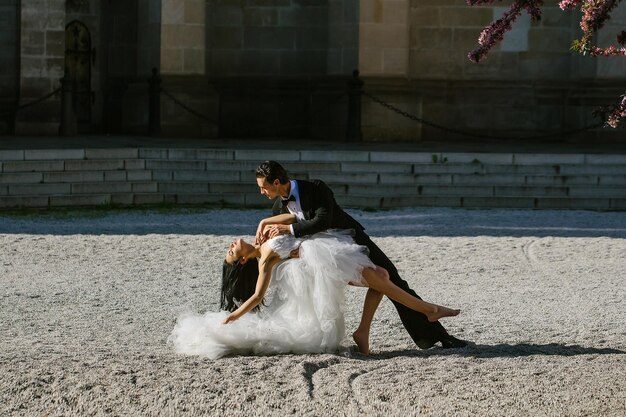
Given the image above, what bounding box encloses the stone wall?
[16,0,66,135]
[0,1,18,134]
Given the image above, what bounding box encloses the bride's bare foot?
[352,330,370,355]
[426,305,460,322]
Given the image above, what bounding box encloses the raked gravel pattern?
[1,207,625,416]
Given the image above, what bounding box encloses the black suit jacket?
[272,179,364,238]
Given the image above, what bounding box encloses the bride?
[169,214,459,359]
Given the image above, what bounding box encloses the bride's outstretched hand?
[222,313,237,325]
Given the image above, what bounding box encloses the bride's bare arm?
[255,213,297,244]
[222,244,281,324]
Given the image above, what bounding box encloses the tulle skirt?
[168,230,375,359]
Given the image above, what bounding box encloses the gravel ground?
[1,207,625,416]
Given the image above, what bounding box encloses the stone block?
[2,160,63,172]
[132,182,158,193]
[243,26,295,49]
[24,149,84,160]
[146,160,206,170]
[282,162,341,172]
[439,7,492,27]
[484,165,559,175]
[50,195,111,207]
[341,162,412,174]
[371,152,432,164]
[43,171,104,183]
[134,194,165,205]
[0,196,49,208]
[104,171,127,182]
[153,171,173,181]
[9,183,70,195]
[86,148,139,159]
[569,186,626,198]
[441,153,513,164]
[0,172,43,184]
[378,173,417,185]
[599,176,626,186]
[0,150,24,161]
[124,159,146,170]
[347,184,420,196]
[295,27,328,49]
[280,49,327,75]
[127,171,153,181]
[71,182,131,194]
[173,170,241,182]
[584,154,626,165]
[243,7,278,26]
[0,185,6,195]
[185,0,205,24]
[494,186,568,198]
[380,196,462,208]
[158,182,209,193]
[205,160,258,171]
[279,6,326,26]
[409,7,440,28]
[335,194,383,208]
[453,174,526,185]
[209,27,243,49]
[313,172,378,184]
[525,175,599,186]
[517,154,586,169]
[169,149,235,160]
[139,149,169,159]
[65,160,125,171]
[414,164,484,174]
[462,197,535,208]
[559,165,626,175]
[300,150,369,162]
[421,185,493,197]
[235,150,300,161]
[111,194,134,206]
[609,198,626,210]
[210,183,258,193]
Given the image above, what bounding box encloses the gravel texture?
[1,207,625,416]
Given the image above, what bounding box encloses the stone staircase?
[1,148,625,210]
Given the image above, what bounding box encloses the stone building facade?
[0,0,624,141]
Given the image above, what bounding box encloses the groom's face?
[256,177,281,199]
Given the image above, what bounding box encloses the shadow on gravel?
[1,208,625,238]
[366,343,626,360]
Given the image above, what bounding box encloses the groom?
[254,160,468,349]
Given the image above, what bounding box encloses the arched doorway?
[65,20,92,125]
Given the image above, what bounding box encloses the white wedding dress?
[168,230,374,359]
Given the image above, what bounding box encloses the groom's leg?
[353,231,448,348]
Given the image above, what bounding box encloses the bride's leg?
[361,266,460,322]
[353,288,383,355]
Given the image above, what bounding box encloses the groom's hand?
[267,224,290,239]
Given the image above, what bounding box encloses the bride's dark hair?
[220,258,261,312]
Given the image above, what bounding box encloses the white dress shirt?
[282,180,304,234]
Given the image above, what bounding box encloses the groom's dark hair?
[256,161,289,184]
[221,258,261,312]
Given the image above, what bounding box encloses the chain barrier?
[160,88,217,125]
[0,87,61,118]
[362,90,604,141]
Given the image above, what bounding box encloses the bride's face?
[225,238,254,264]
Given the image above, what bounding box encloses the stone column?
[160,0,205,75]
[17,0,66,134]
[359,0,409,76]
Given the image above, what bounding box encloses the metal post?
[346,69,363,142]
[59,75,77,136]
[148,67,161,137]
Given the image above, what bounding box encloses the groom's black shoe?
[439,334,470,349]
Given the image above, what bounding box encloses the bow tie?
[281,195,296,207]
